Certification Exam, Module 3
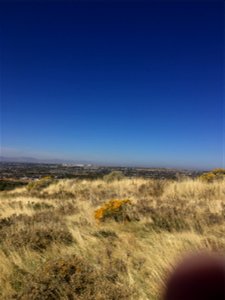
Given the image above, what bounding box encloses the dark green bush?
[0,180,27,191]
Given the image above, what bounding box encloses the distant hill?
[0,156,93,165]
[0,156,40,163]
[0,156,207,171]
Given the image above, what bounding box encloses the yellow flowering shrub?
[94,199,134,222]
[199,168,225,182]
[212,168,225,175]
[199,173,216,183]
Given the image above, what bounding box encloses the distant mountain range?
[0,156,207,171]
[0,156,93,165]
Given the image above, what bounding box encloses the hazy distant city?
[0,158,203,182]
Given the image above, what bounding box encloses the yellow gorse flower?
[94,199,132,222]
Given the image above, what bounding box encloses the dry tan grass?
[0,177,225,299]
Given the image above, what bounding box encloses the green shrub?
[0,180,27,191]
[26,176,54,192]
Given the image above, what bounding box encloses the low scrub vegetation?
[103,171,125,182]
[26,176,55,193]
[94,199,137,222]
[0,180,27,191]
[16,255,130,300]
[0,175,225,299]
[199,168,225,182]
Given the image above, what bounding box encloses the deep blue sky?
[1,1,224,169]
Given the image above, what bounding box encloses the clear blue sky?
[1,1,224,169]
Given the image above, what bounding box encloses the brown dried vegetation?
[14,255,130,300]
[0,176,224,299]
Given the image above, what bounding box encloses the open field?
[0,177,225,299]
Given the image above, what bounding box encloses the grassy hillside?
[0,177,225,299]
